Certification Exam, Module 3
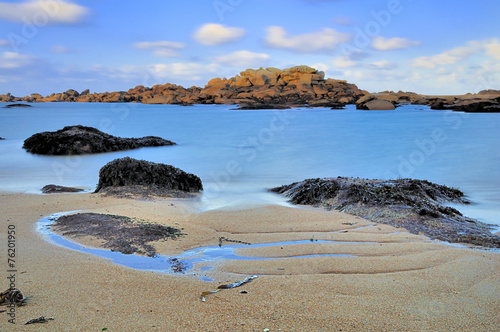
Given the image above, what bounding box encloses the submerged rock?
[233,103,291,110]
[3,103,33,108]
[52,213,183,257]
[23,125,175,155]
[271,177,500,248]
[95,157,203,194]
[42,184,84,194]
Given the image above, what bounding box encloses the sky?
[0,0,498,96]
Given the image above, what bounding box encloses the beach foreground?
[1,193,499,331]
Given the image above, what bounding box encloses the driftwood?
[218,237,251,247]
[25,316,54,325]
[201,275,258,302]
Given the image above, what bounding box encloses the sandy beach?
[0,192,498,331]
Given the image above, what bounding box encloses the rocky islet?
[23,125,175,155]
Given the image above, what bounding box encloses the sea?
[1,102,499,230]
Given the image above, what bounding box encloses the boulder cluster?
[356,90,500,112]
[1,66,364,107]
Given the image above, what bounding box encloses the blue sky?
[0,0,498,96]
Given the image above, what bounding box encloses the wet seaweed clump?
[52,213,184,257]
[271,177,500,248]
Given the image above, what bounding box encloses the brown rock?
[313,85,329,96]
[234,76,252,87]
[363,100,395,110]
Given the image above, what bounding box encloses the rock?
[23,125,175,155]
[65,89,80,98]
[30,93,43,101]
[234,76,252,87]
[3,103,33,108]
[233,103,290,110]
[271,177,500,248]
[484,105,500,112]
[449,100,500,113]
[307,99,344,108]
[429,99,448,110]
[362,100,395,110]
[0,93,14,102]
[95,157,203,193]
[41,184,84,194]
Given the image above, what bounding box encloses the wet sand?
[1,192,499,331]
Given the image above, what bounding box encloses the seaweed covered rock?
[95,157,203,194]
[23,125,175,155]
[52,213,183,257]
[271,177,500,248]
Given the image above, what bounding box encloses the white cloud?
[133,41,185,58]
[0,0,89,25]
[367,60,397,69]
[193,23,246,46]
[213,50,270,68]
[485,39,500,60]
[0,51,36,69]
[372,36,421,51]
[410,40,482,69]
[265,26,351,53]
[0,39,9,47]
[148,63,221,81]
[311,63,330,72]
[332,55,357,68]
[331,50,368,68]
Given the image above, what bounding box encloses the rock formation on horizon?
[3,65,500,111]
[0,66,365,107]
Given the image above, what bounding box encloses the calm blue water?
[1,102,499,228]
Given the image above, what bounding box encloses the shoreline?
[1,192,499,330]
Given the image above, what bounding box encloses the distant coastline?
[1,65,499,112]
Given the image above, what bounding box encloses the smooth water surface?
[1,102,499,228]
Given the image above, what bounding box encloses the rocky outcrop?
[356,90,500,112]
[197,66,364,108]
[4,68,500,110]
[94,157,203,194]
[447,100,500,113]
[271,177,500,248]
[23,125,175,155]
[41,184,84,194]
[1,66,364,108]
